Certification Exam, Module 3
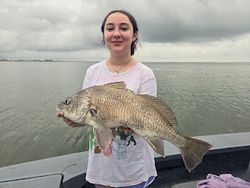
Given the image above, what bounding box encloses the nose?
[113,28,121,38]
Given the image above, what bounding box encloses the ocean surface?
[0,61,250,167]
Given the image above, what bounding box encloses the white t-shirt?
[83,60,157,187]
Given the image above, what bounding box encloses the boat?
[0,132,249,188]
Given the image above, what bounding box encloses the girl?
[58,10,157,188]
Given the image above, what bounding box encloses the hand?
[57,111,83,127]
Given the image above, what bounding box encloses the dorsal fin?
[104,82,126,90]
[139,94,178,127]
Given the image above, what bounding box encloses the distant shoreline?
[0,59,54,62]
[0,59,96,63]
[1,59,250,64]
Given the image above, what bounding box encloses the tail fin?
[180,137,212,172]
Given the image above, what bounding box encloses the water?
[0,61,250,167]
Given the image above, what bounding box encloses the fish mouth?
[56,106,65,115]
[56,107,86,123]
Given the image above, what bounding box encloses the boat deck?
[64,145,250,188]
[0,132,249,188]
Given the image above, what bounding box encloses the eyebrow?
[105,23,130,26]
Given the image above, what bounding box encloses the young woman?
[58,10,157,188]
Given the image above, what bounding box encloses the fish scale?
[90,86,186,141]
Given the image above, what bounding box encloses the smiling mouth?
[112,42,123,47]
[112,41,123,44]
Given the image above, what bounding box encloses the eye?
[106,27,114,32]
[120,23,129,31]
[120,27,128,31]
[64,97,72,105]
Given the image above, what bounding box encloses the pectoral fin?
[90,109,113,153]
[93,127,113,154]
[145,137,165,157]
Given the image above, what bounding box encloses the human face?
[103,12,137,56]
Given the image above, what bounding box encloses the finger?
[57,111,64,118]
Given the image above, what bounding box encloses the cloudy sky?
[1,0,250,62]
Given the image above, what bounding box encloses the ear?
[132,32,138,42]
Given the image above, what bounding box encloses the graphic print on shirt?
[112,127,137,160]
[89,127,137,159]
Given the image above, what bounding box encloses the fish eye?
[65,97,72,105]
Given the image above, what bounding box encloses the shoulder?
[82,60,106,89]
[134,62,157,96]
[85,60,105,76]
[137,62,154,75]
[135,62,156,81]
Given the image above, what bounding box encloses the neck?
[109,52,131,65]
[107,54,135,74]
[108,57,132,66]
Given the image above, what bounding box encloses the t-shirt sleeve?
[139,68,157,97]
[82,68,92,89]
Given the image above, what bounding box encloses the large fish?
[56,82,212,172]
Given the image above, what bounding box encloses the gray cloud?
[132,0,250,43]
[0,0,250,61]
[0,0,105,53]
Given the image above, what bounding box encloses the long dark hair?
[101,10,139,56]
